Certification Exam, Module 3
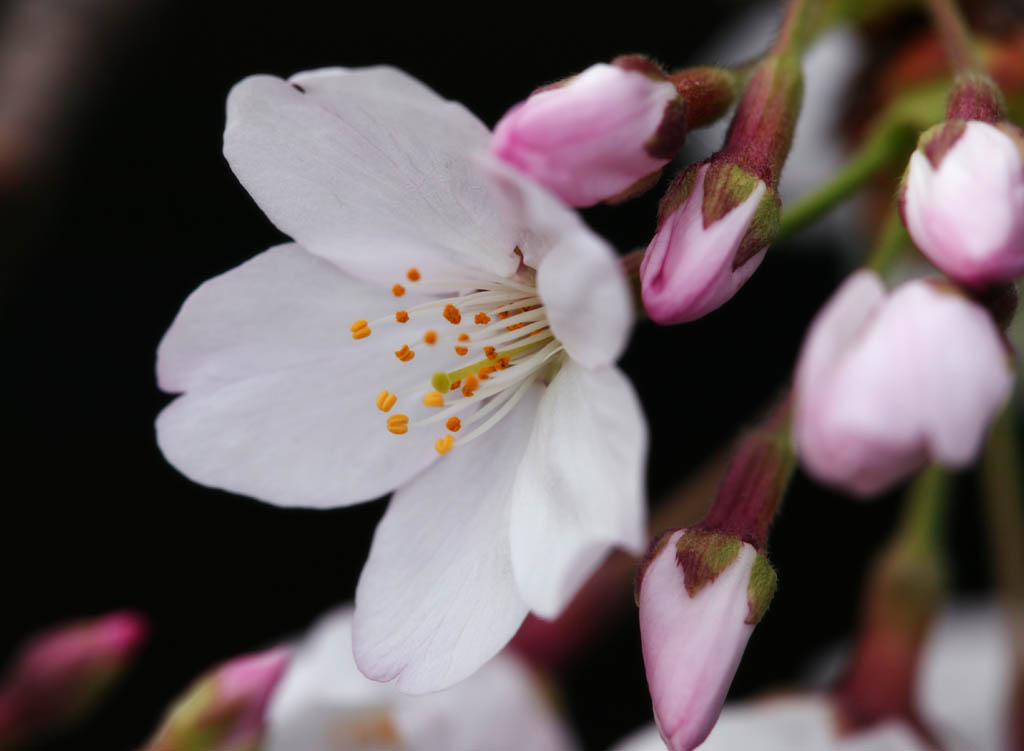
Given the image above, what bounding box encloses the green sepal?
[733,186,780,269]
[700,162,760,227]
[674,529,742,598]
[656,163,700,229]
[745,553,778,625]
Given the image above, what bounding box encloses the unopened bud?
[640,161,779,324]
[900,117,1024,288]
[636,529,776,751]
[640,53,800,324]
[145,647,290,751]
[793,270,1013,496]
[491,56,687,207]
[0,611,148,748]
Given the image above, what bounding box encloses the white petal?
[157,243,438,394]
[393,653,578,751]
[267,607,576,751]
[265,608,397,751]
[509,361,647,617]
[224,67,520,286]
[537,237,634,368]
[352,386,545,693]
[154,245,461,509]
[916,604,1013,751]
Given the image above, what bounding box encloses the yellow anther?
[446,417,462,432]
[457,332,470,342]
[477,365,496,380]
[435,435,454,455]
[483,346,497,360]
[443,304,462,325]
[423,391,445,408]
[462,374,479,397]
[350,319,371,339]
[406,268,421,282]
[454,345,468,356]
[449,379,462,391]
[392,284,406,297]
[395,310,410,323]
[474,312,491,325]
[424,330,438,345]
[395,344,415,362]
[376,390,397,412]
[386,414,409,435]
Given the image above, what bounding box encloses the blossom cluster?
[8,0,1024,750]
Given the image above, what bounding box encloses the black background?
[0,1,998,749]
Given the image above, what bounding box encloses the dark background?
[0,1,999,749]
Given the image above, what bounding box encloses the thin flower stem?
[778,124,913,240]
[866,204,913,279]
[924,0,981,75]
[896,463,950,559]
[774,0,819,56]
[981,407,1024,667]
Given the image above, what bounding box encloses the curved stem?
[923,0,981,75]
[981,407,1024,665]
[778,124,913,240]
[866,204,913,279]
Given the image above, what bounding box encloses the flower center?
[351,266,564,455]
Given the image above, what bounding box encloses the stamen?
[450,379,461,391]
[395,311,409,323]
[457,333,470,342]
[454,346,469,356]
[376,390,397,412]
[406,268,421,282]
[386,414,409,434]
[462,375,479,397]
[477,365,496,380]
[435,435,454,455]
[350,319,371,339]
[423,330,438,345]
[474,313,491,325]
[484,346,497,360]
[395,345,415,362]
[392,284,406,297]
[423,391,445,408]
[446,417,461,432]
[443,304,462,325]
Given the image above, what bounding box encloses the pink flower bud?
[901,120,1024,287]
[637,529,776,751]
[794,270,1013,497]
[146,646,290,751]
[640,162,778,324]
[491,59,686,207]
[0,611,148,747]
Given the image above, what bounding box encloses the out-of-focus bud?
[900,75,1024,288]
[637,529,776,751]
[0,611,148,748]
[640,52,801,323]
[491,56,688,207]
[794,270,1013,497]
[636,407,789,751]
[145,647,290,751]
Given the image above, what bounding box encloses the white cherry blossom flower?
[156,66,647,693]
